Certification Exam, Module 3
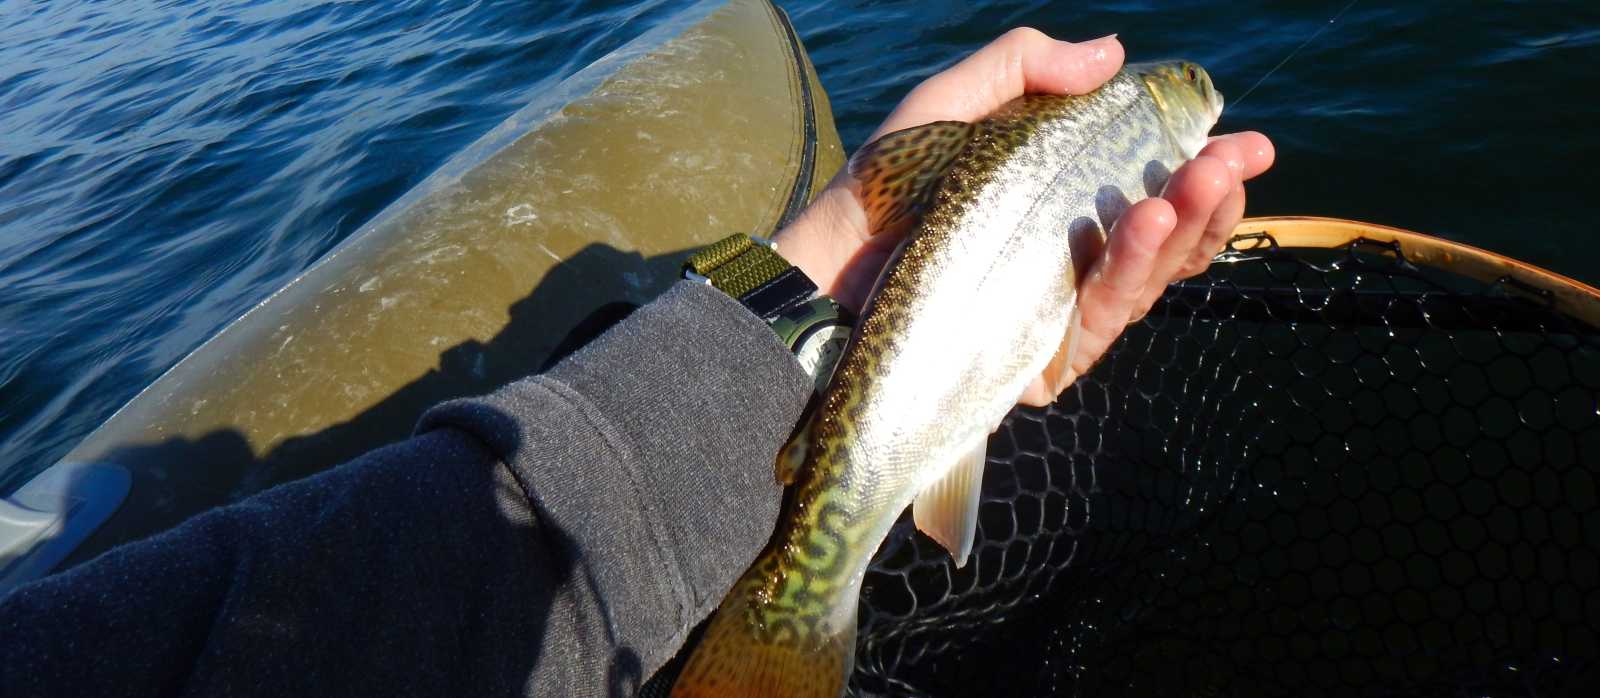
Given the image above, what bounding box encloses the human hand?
[772,28,1275,407]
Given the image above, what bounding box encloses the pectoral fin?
[775,417,813,485]
[848,121,976,236]
[912,441,987,567]
[1065,303,1085,370]
[1041,303,1086,395]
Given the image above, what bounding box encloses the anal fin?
[912,441,987,567]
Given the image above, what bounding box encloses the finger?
[1018,375,1055,407]
[1088,198,1176,323]
[1197,136,1247,182]
[1208,131,1275,180]
[1157,132,1273,282]
[1029,197,1174,402]
[1133,154,1233,314]
[874,30,1124,138]
[1181,182,1247,277]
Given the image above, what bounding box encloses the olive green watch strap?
[684,233,819,322]
[684,233,852,388]
[684,234,794,299]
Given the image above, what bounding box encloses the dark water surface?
[2,0,1598,488]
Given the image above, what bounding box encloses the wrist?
[680,230,855,393]
[770,182,868,303]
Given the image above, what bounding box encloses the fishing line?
[1231,0,1360,109]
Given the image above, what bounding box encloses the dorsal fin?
[847,120,976,236]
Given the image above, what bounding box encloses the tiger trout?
[672,61,1224,697]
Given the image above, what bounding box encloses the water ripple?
[3,0,1599,489]
[0,0,679,486]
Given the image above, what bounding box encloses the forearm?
[419,281,814,690]
[1,282,812,696]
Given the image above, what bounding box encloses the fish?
[671,60,1224,698]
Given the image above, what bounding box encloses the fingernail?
[1080,33,1118,57]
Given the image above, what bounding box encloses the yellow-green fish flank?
[674,61,1223,698]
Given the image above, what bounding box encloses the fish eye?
[1183,64,1199,82]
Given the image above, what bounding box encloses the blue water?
[3,0,1599,488]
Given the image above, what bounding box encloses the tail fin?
[671,585,856,698]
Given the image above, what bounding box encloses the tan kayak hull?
[52,0,844,567]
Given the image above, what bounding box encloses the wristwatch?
[683,233,852,392]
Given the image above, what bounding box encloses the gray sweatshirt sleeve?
[0,281,813,697]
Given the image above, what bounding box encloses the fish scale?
[673,61,1222,698]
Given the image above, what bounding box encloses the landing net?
[850,217,1600,696]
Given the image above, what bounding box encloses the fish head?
[1132,60,1224,159]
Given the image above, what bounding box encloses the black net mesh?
[847,231,1600,696]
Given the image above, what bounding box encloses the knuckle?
[1001,26,1046,44]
